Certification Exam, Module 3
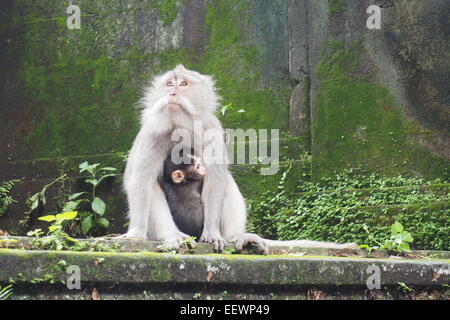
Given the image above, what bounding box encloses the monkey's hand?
[199,231,227,252]
[162,231,196,251]
[233,233,269,255]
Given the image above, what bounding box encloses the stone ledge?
[1,248,449,300]
[2,236,450,259]
[1,248,448,286]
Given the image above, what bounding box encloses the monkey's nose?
[169,92,176,96]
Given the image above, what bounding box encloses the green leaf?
[97,174,117,184]
[55,211,78,221]
[68,192,87,200]
[400,242,411,251]
[220,104,231,116]
[29,193,40,210]
[79,161,89,171]
[27,229,43,237]
[86,178,98,186]
[65,236,76,243]
[79,162,99,175]
[39,191,47,206]
[403,233,414,242]
[92,197,105,215]
[391,222,403,234]
[97,218,109,229]
[48,225,59,232]
[99,167,117,172]
[38,215,56,222]
[82,216,93,234]
[63,201,79,212]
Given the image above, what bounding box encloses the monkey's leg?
[125,178,193,248]
[146,182,194,248]
[122,176,150,239]
[221,173,269,255]
[122,140,152,239]
[199,165,228,251]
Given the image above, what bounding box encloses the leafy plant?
[21,174,67,225]
[0,284,13,300]
[29,211,79,251]
[63,161,117,235]
[0,179,20,216]
[383,222,414,252]
[29,211,118,252]
[361,221,414,253]
[248,167,449,250]
[397,282,413,293]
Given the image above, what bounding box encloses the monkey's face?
[171,162,206,184]
[165,76,192,110]
[143,65,221,116]
[186,162,206,180]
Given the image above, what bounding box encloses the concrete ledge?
[1,249,449,286]
[1,237,449,299]
[0,247,448,299]
[2,236,450,258]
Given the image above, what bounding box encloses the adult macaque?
[122,64,268,254]
[158,149,205,239]
[122,65,356,254]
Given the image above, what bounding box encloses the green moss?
[12,0,293,161]
[312,40,450,180]
[329,0,344,14]
[195,0,291,132]
[155,0,180,26]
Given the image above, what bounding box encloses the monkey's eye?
[179,81,187,86]
[167,81,174,86]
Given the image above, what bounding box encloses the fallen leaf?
[92,288,101,300]
[0,230,9,236]
[307,289,325,300]
[432,272,440,282]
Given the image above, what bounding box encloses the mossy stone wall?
[0,0,293,162]
[305,0,450,180]
[0,0,449,235]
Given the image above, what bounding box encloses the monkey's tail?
[263,239,359,250]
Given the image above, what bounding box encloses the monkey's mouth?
[167,103,183,110]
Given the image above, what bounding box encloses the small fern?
[0,285,13,300]
[0,179,19,216]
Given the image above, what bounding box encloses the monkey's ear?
[171,170,185,184]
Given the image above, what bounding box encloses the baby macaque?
[158,149,206,239]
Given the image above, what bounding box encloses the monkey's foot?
[232,233,269,255]
[199,231,227,252]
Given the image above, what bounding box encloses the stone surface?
[301,0,450,178]
[289,80,311,141]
